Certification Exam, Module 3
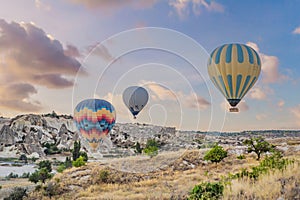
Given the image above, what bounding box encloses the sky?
[0,0,300,132]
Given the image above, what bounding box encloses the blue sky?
[0,0,299,131]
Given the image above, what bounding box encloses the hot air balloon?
[207,43,261,112]
[73,99,116,151]
[123,86,149,119]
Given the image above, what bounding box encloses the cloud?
[221,100,249,112]
[290,104,300,126]
[249,87,267,100]
[87,43,114,62]
[68,0,157,12]
[278,100,285,108]
[143,81,210,110]
[35,0,51,11]
[246,42,288,83]
[0,19,82,112]
[169,0,224,19]
[292,27,300,34]
[64,44,81,58]
[0,83,42,112]
[146,82,178,101]
[184,92,210,110]
[256,113,267,121]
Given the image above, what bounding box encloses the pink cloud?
[256,113,267,121]
[68,0,157,12]
[246,42,288,83]
[0,19,82,112]
[292,27,300,34]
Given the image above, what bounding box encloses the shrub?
[57,164,66,173]
[143,139,159,157]
[204,144,228,164]
[43,182,58,198]
[4,187,27,200]
[72,156,86,167]
[19,154,28,163]
[79,151,88,162]
[243,136,275,160]
[38,160,52,172]
[5,172,18,179]
[189,182,224,200]
[237,154,246,160]
[29,171,40,184]
[99,170,110,183]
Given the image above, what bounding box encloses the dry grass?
[26,150,300,200]
[223,160,300,200]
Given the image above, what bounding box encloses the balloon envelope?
[123,86,149,118]
[73,99,116,150]
[207,43,261,109]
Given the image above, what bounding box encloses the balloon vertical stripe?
[208,43,261,108]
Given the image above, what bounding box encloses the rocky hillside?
[0,113,299,159]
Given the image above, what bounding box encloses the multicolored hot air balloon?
[73,99,116,150]
[207,43,261,112]
[123,86,149,119]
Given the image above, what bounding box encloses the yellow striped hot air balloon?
[207,43,261,112]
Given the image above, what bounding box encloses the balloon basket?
[229,107,239,112]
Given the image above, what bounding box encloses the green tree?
[64,157,72,168]
[189,182,224,200]
[243,136,275,160]
[143,139,159,157]
[19,154,28,164]
[204,144,228,164]
[134,142,142,154]
[38,160,52,172]
[72,156,86,167]
[72,141,81,161]
[38,168,52,184]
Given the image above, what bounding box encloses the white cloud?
[292,27,300,34]
[169,0,224,19]
[249,87,267,100]
[247,42,288,83]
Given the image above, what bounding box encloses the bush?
[99,170,110,183]
[43,143,61,155]
[4,187,27,200]
[204,144,228,164]
[43,182,58,198]
[29,171,40,184]
[143,139,159,157]
[57,164,66,173]
[19,154,28,163]
[237,154,246,160]
[5,172,18,179]
[79,151,88,162]
[38,160,52,172]
[72,156,86,167]
[189,182,224,200]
